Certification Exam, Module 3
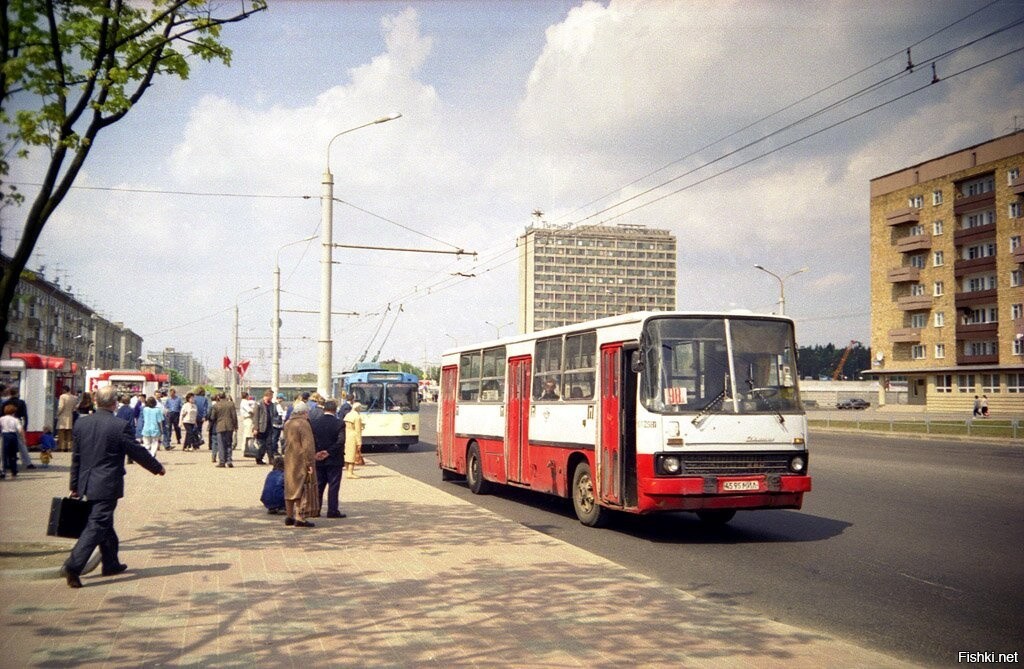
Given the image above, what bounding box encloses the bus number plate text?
[720,479,762,492]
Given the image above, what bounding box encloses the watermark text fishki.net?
[958,651,1019,664]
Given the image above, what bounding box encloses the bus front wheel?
[571,462,609,528]
[466,443,491,495]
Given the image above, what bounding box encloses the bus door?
[599,344,623,505]
[506,356,531,484]
[440,365,458,469]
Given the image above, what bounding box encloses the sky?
[5,0,1024,381]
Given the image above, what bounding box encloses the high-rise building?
[869,131,1024,412]
[517,223,677,333]
[146,347,206,384]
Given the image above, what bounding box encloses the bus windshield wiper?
[691,389,727,427]
[747,378,785,425]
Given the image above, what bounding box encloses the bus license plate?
[720,479,762,492]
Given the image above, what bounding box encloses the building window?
[966,341,997,357]
[908,195,923,209]
[964,242,996,260]
[1012,304,1023,320]
[957,374,976,392]
[908,224,924,236]
[1009,167,1020,185]
[981,374,1000,394]
[935,343,945,359]
[1012,269,1023,288]
[1016,339,1024,356]
[935,374,953,392]
[933,281,944,297]
[933,250,944,267]
[932,189,943,205]
[910,345,925,360]
[934,311,945,327]
[965,275,997,292]
[1008,373,1024,391]
[963,306,998,324]
[1011,236,1022,252]
[933,220,944,235]
[910,254,926,269]
[1011,202,1022,219]
[961,175,995,196]
[910,313,927,328]
[963,210,994,229]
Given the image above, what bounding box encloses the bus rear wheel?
[696,509,737,525]
[466,443,491,495]
[571,462,609,527]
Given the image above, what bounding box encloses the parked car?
[837,398,870,410]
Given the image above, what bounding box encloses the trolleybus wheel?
[696,509,736,525]
[571,462,608,527]
[466,443,491,494]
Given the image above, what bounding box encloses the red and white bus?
[437,311,811,526]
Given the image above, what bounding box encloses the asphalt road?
[371,404,1023,667]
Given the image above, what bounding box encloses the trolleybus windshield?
[350,382,419,412]
[641,317,800,415]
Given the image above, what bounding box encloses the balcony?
[953,191,995,215]
[1014,246,1024,265]
[957,352,999,365]
[887,266,920,283]
[955,288,998,308]
[953,223,995,246]
[954,255,997,277]
[1011,175,1024,196]
[889,327,922,343]
[885,208,920,226]
[956,322,998,340]
[895,234,932,253]
[897,295,933,311]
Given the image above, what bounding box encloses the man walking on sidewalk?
[61,386,166,588]
[311,399,346,518]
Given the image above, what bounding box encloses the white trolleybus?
[437,311,811,526]
[334,363,420,451]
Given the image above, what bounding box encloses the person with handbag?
[60,385,166,588]
[282,402,318,527]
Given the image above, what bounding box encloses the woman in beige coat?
[282,402,318,527]
[343,401,364,478]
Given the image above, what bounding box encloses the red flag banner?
[223,356,231,370]
[236,360,251,378]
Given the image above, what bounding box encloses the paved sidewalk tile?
[0,450,914,668]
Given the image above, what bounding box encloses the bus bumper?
[638,475,812,513]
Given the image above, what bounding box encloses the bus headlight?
[789,455,807,473]
[661,456,682,475]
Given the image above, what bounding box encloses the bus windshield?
[351,382,419,412]
[386,383,419,412]
[640,317,800,415]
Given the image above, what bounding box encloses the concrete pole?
[230,303,239,403]
[272,263,281,394]
[318,169,334,398]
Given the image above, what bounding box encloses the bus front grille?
[681,452,796,476]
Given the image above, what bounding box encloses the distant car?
[837,398,870,410]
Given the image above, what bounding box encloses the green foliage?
[796,343,872,380]
[167,368,189,386]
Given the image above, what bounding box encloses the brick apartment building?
[869,132,1024,413]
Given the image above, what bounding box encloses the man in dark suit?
[61,386,166,588]
[310,399,346,518]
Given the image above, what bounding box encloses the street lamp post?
[319,112,402,397]
[753,265,808,315]
[232,286,259,404]
[485,320,513,338]
[273,236,316,394]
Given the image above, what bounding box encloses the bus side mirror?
[630,351,644,373]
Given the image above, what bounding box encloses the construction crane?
[832,340,862,380]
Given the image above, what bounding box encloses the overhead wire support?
[331,243,475,257]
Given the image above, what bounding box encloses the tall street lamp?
[485,320,513,338]
[320,112,402,397]
[232,285,260,403]
[274,236,317,394]
[753,265,808,315]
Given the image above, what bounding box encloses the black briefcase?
[46,496,92,539]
